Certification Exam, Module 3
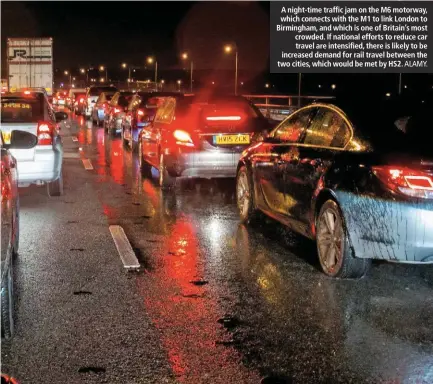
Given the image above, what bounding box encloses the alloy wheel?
[317,207,344,275]
[237,171,250,218]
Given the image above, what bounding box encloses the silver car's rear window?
[1,97,44,123]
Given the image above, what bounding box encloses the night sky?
[2,1,432,96]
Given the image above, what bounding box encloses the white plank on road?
[109,225,141,270]
[82,158,93,170]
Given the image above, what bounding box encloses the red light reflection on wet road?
[137,215,259,383]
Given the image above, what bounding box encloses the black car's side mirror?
[7,130,38,149]
[55,111,68,122]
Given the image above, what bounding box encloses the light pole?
[99,65,107,82]
[122,63,131,88]
[181,52,193,93]
[80,68,89,86]
[64,70,72,87]
[224,44,238,95]
[147,57,157,84]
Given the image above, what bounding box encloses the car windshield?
[1,96,44,123]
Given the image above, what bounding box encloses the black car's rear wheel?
[1,263,14,340]
[316,200,370,279]
[236,166,259,224]
[159,154,176,190]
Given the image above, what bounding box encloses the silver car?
[0,91,68,195]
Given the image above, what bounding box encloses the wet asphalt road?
[2,114,433,384]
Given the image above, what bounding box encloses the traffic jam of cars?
[2,79,433,382]
[1,24,433,384]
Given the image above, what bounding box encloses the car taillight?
[114,108,121,113]
[79,98,84,103]
[372,166,433,199]
[173,130,194,147]
[137,109,144,116]
[37,121,55,146]
[24,90,31,95]
[1,161,11,202]
[206,115,242,121]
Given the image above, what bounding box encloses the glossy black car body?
[236,98,433,278]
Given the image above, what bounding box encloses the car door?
[287,106,353,230]
[0,134,15,277]
[253,107,317,219]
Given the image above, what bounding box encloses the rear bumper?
[336,191,433,263]
[164,149,240,179]
[16,147,62,186]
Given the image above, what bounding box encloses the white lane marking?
[72,136,78,142]
[63,152,80,159]
[109,225,141,270]
[82,158,94,170]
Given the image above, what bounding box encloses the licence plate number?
[213,134,250,145]
[2,132,11,144]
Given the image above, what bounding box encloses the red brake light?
[37,121,54,145]
[137,109,144,116]
[114,108,121,113]
[206,115,242,121]
[372,166,433,199]
[79,98,84,103]
[173,130,194,147]
[1,161,12,202]
[24,90,31,95]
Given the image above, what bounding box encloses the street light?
[80,68,85,74]
[177,80,182,91]
[147,57,158,83]
[121,63,131,87]
[64,70,72,87]
[181,52,193,93]
[265,83,270,88]
[99,65,107,81]
[224,43,238,95]
[331,84,337,90]
[100,78,105,83]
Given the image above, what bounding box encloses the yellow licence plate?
[2,132,11,144]
[214,134,250,145]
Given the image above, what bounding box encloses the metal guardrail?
[244,94,335,121]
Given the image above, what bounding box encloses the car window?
[271,107,316,143]
[110,93,119,105]
[303,107,352,148]
[154,98,175,124]
[1,97,44,123]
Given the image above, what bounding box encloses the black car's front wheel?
[316,200,370,279]
[1,263,14,340]
[236,166,259,224]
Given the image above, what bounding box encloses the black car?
[138,94,276,188]
[235,98,433,279]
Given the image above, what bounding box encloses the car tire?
[138,142,152,177]
[159,154,176,190]
[236,165,259,224]
[1,262,14,340]
[12,199,19,258]
[48,171,64,197]
[316,199,371,279]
